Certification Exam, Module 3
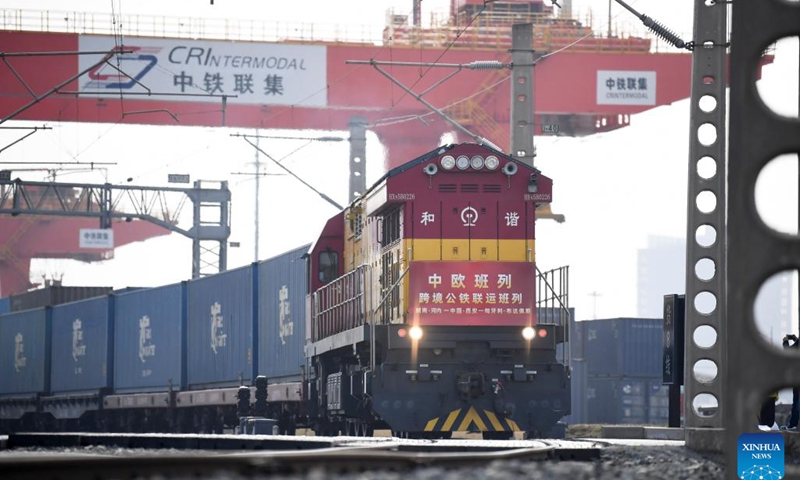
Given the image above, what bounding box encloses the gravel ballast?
[0,445,728,479]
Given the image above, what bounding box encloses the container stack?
[7,286,113,312]
[565,317,668,425]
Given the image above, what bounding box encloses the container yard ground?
[581,423,800,458]
[598,426,684,441]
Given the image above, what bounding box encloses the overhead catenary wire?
[237,135,343,211]
[82,0,417,154]
[42,0,625,149]
[364,61,490,146]
[116,133,222,186]
[229,138,315,187]
[0,48,131,127]
[110,0,126,109]
[369,74,512,128]
[362,0,641,139]
[130,0,429,128]
[2,2,219,175]
[369,0,490,131]
[17,0,658,177]
[41,0,233,163]
[254,0,426,127]
[0,46,137,160]
[613,0,690,50]
[21,42,138,164]
[0,160,116,166]
[242,0,651,129]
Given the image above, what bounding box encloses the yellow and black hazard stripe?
[423,406,521,432]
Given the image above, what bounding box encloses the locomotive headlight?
[522,327,536,340]
[456,155,470,170]
[485,155,500,170]
[470,155,484,170]
[409,326,424,340]
[441,155,456,170]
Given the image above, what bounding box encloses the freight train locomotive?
[0,142,571,438]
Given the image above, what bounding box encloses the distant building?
[637,236,685,318]
[636,235,794,341]
[755,272,795,345]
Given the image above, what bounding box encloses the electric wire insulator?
[640,15,686,49]
[479,137,503,151]
[467,60,505,70]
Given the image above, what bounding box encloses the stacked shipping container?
[564,317,668,425]
[9,286,113,312]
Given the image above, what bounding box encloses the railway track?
[0,432,601,480]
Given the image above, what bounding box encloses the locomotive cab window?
[318,250,339,284]
[380,207,402,247]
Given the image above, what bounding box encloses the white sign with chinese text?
[79,228,114,249]
[596,70,656,106]
[78,36,327,106]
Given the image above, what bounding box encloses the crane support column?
[349,116,367,203]
[188,180,231,279]
[510,23,535,167]
[100,184,112,230]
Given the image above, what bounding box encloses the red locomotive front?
[306,142,568,438]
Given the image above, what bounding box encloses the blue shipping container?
[569,319,587,360]
[258,245,309,383]
[584,318,662,376]
[562,359,586,424]
[187,264,256,388]
[585,376,668,424]
[0,308,51,396]
[0,296,10,315]
[114,283,185,392]
[537,307,574,326]
[556,308,584,360]
[51,296,114,394]
[10,286,112,312]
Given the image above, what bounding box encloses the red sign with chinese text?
[408,261,536,326]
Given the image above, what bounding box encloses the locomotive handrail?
[371,265,410,321]
[535,265,570,317]
[311,264,370,342]
[536,264,571,371]
[371,264,410,377]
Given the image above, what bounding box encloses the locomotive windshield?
[318,249,339,284]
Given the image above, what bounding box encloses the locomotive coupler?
[457,372,486,399]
